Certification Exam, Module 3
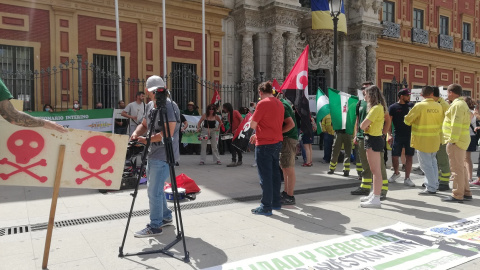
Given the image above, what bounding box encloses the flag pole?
[163,0,167,78]
[115,0,123,102]
[202,0,206,114]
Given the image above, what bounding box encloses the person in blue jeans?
[249,81,285,216]
[131,75,181,237]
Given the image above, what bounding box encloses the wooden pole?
[42,145,66,269]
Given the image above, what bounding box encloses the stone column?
[285,32,298,77]
[241,32,254,82]
[271,31,285,82]
[353,45,367,88]
[366,45,377,83]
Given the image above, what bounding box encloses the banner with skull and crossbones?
[0,118,128,189]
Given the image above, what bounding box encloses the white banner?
[205,220,480,270]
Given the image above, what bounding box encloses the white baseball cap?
[146,75,166,92]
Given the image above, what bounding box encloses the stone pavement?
[1,147,479,270]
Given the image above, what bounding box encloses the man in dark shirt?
[387,89,415,187]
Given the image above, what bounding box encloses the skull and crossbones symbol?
[76,136,115,187]
[0,130,48,183]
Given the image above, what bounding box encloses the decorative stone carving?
[366,45,376,83]
[285,32,299,74]
[241,32,254,82]
[298,32,334,70]
[438,34,453,50]
[350,0,383,13]
[353,45,367,87]
[271,31,285,81]
[412,28,429,44]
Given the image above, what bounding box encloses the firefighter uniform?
[437,97,451,190]
[328,130,352,176]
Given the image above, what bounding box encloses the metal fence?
[0,55,265,112]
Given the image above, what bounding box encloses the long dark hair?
[206,104,217,117]
[223,103,233,132]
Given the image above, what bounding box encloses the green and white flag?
[328,88,358,135]
[316,88,330,134]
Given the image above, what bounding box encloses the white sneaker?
[388,173,400,183]
[360,196,381,208]
[251,163,257,167]
[404,178,415,187]
[360,192,374,202]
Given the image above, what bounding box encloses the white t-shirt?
[124,101,145,134]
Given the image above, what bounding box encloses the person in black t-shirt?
[387,89,415,187]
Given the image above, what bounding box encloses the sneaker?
[134,224,163,238]
[281,191,288,198]
[216,161,222,165]
[418,189,437,195]
[351,187,370,195]
[360,192,374,202]
[360,197,381,208]
[236,161,242,166]
[343,170,350,177]
[327,169,334,174]
[404,178,415,187]
[282,195,296,205]
[226,162,237,167]
[464,195,473,201]
[161,219,173,227]
[251,163,257,167]
[199,161,205,165]
[251,206,272,216]
[388,173,400,183]
[470,179,480,186]
[442,195,464,203]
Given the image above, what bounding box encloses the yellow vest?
[321,114,334,135]
[404,98,444,153]
[442,97,471,150]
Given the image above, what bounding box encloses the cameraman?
[131,75,181,237]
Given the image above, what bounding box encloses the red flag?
[280,45,313,137]
[211,88,221,105]
[279,45,309,95]
[232,112,254,152]
[272,79,281,94]
[233,112,252,140]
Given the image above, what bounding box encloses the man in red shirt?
[249,81,285,216]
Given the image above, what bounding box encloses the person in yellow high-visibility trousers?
[433,87,451,191]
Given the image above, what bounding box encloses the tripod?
[118,94,189,262]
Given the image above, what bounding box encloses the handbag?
[220,133,234,140]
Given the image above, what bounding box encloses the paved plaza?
[1,147,480,270]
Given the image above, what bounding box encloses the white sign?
[0,118,128,189]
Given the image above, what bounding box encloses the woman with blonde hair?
[359,85,387,208]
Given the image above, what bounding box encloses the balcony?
[382,21,400,38]
[438,34,453,50]
[411,28,429,44]
[462,40,475,54]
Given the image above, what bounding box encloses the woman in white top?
[464,97,477,182]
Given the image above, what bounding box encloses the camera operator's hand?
[136,136,147,145]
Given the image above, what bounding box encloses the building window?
[413,9,424,29]
[383,1,395,23]
[0,44,34,110]
[463,23,471,41]
[92,54,125,109]
[463,90,471,97]
[440,16,449,35]
[170,62,197,110]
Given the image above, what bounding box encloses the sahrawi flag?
[328,88,358,135]
[280,45,312,137]
[316,88,329,134]
[232,112,253,152]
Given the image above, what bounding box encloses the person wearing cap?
[387,88,416,187]
[442,84,473,202]
[122,91,146,136]
[183,101,199,116]
[404,86,444,195]
[131,75,181,237]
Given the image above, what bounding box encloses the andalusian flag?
[328,88,358,135]
[311,0,347,33]
[316,88,329,134]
